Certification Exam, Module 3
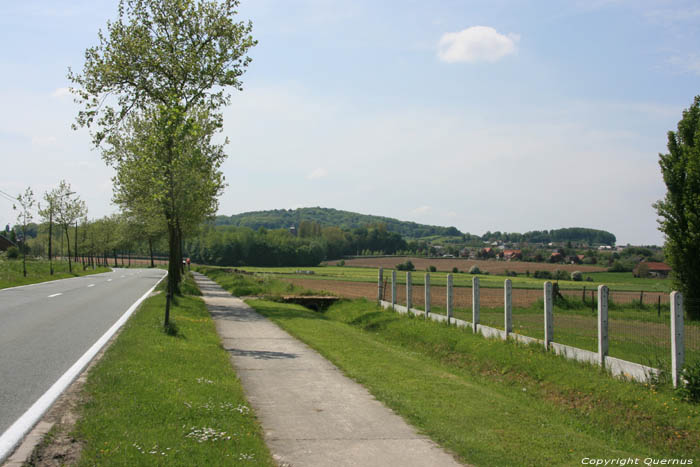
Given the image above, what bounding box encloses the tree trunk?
[149,238,154,268]
[113,250,118,267]
[48,208,53,275]
[65,228,72,273]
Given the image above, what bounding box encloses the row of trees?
[12,181,87,277]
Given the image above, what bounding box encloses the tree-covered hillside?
[215,207,462,238]
[216,207,617,246]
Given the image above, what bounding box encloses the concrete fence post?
[446,274,453,324]
[504,279,512,336]
[391,270,397,310]
[406,272,412,310]
[544,281,553,349]
[671,291,684,388]
[378,268,383,302]
[424,273,431,317]
[597,285,609,367]
[472,276,480,333]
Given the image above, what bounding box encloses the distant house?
[633,261,672,279]
[567,255,582,264]
[0,234,15,251]
[550,252,564,263]
[289,226,297,236]
[503,249,522,261]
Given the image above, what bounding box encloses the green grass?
[231,265,672,292]
[73,275,274,466]
[242,298,700,466]
[0,259,111,289]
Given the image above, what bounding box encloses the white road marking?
[87,284,95,288]
[120,275,126,278]
[107,279,112,282]
[47,293,62,298]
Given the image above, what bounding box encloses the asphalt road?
[0,268,166,437]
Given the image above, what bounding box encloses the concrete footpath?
[192,273,463,467]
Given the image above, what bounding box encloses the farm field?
[324,256,607,274]
[235,264,672,293]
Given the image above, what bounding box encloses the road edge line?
[0,270,168,464]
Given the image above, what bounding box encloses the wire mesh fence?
[608,309,671,368]
[686,298,700,367]
[348,271,699,374]
[510,288,544,340]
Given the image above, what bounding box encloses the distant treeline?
[185,223,407,267]
[215,207,462,239]
[480,227,616,246]
[215,207,616,246]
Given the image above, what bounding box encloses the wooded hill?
[215,207,616,245]
[215,207,461,238]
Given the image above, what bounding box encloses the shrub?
[526,270,530,277]
[678,361,700,403]
[6,246,19,259]
[504,269,518,277]
[337,260,345,267]
[571,271,583,281]
[552,269,569,280]
[428,265,437,272]
[468,265,481,274]
[396,260,415,271]
[533,270,552,279]
[452,267,459,273]
[586,276,593,282]
[608,261,631,272]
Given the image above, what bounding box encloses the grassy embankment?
[235,265,672,292]
[0,259,111,289]
[72,273,274,466]
[202,269,699,466]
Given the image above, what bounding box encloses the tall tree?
[53,180,87,273]
[38,189,59,275]
[654,95,700,320]
[13,187,35,277]
[70,0,256,326]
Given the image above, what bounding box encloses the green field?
[0,259,111,289]
[233,265,672,292]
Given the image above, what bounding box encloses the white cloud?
[306,167,328,180]
[51,87,71,98]
[438,26,519,63]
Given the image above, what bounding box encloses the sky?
[1,0,699,245]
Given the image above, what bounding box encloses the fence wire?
[371,272,697,372]
[685,298,700,367]
[510,288,544,340]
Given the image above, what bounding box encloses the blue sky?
[1,0,699,245]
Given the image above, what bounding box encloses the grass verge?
[73,275,274,466]
[0,259,111,289]
[241,297,699,465]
